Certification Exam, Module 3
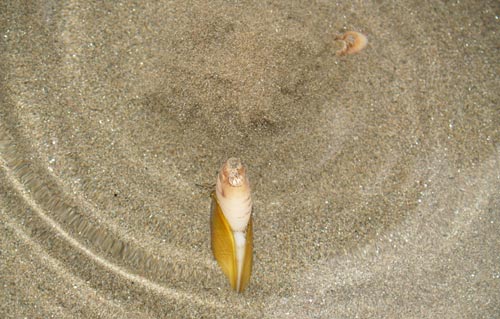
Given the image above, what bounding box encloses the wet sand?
[1,1,499,318]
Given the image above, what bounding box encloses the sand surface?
[1,1,499,318]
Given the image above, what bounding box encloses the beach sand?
[1,1,499,318]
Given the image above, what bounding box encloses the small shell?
[335,31,368,56]
[211,158,253,292]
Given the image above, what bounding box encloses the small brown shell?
[335,31,368,56]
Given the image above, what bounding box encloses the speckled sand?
[1,1,499,318]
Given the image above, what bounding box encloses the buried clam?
[210,158,253,292]
[335,31,368,56]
